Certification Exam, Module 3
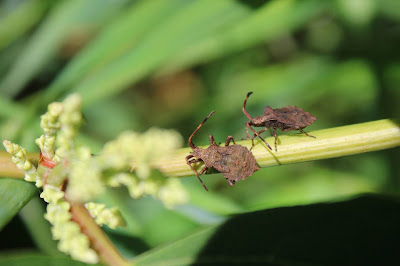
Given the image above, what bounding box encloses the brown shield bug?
[186,111,260,191]
[242,92,317,151]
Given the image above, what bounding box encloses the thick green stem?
[155,119,400,176]
[1,119,399,179]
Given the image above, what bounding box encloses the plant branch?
[68,201,130,266]
[155,119,400,176]
[1,119,399,179]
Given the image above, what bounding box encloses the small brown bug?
[186,111,260,191]
[243,92,317,151]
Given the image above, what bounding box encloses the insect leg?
[198,166,208,175]
[251,128,268,139]
[226,178,236,186]
[208,135,217,145]
[225,135,236,146]
[246,123,272,150]
[299,128,316,138]
[186,155,208,191]
[271,128,278,152]
[250,128,268,150]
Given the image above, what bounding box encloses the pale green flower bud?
[129,181,146,199]
[40,185,65,204]
[3,140,42,187]
[25,173,42,187]
[53,94,83,162]
[35,135,45,152]
[69,239,99,264]
[58,232,98,264]
[51,221,81,241]
[36,101,63,160]
[135,165,151,180]
[44,203,71,225]
[85,202,126,229]
[158,178,189,209]
[40,102,63,134]
[106,173,142,198]
[66,148,104,202]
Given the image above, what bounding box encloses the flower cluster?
[35,101,63,161]
[85,202,126,229]
[3,140,41,187]
[42,185,98,264]
[100,128,188,208]
[3,93,189,263]
[54,94,82,162]
[66,146,104,202]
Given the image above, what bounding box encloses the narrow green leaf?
[0,0,49,50]
[0,0,128,98]
[0,179,37,230]
[44,0,191,101]
[134,226,217,266]
[0,96,26,118]
[133,195,400,265]
[161,0,328,74]
[19,198,64,256]
[184,181,244,216]
[70,0,251,106]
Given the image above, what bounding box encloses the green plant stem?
[1,119,399,179]
[69,201,130,266]
[155,119,400,176]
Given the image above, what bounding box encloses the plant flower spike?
[3,94,188,265]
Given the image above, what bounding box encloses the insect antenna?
[188,111,216,149]
[242,92,254,120]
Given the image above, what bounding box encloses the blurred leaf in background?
[0,0,399,264]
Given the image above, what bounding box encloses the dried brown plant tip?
[243,92,317,151]
[186,111,260,191]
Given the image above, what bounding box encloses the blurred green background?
[0,0,399,261]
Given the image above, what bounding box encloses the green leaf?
[0,0,49,51]
[134,226,217,266]
[0,179,37,230]
[19,198,64,256]
[161,0,328,74]
[44,0,192,101]
[183,180,244,216]
[0,0,128,98]
[68,0,251,106]
[0,253,89,266]
[133,195,400,265]
[0,96,26,118]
